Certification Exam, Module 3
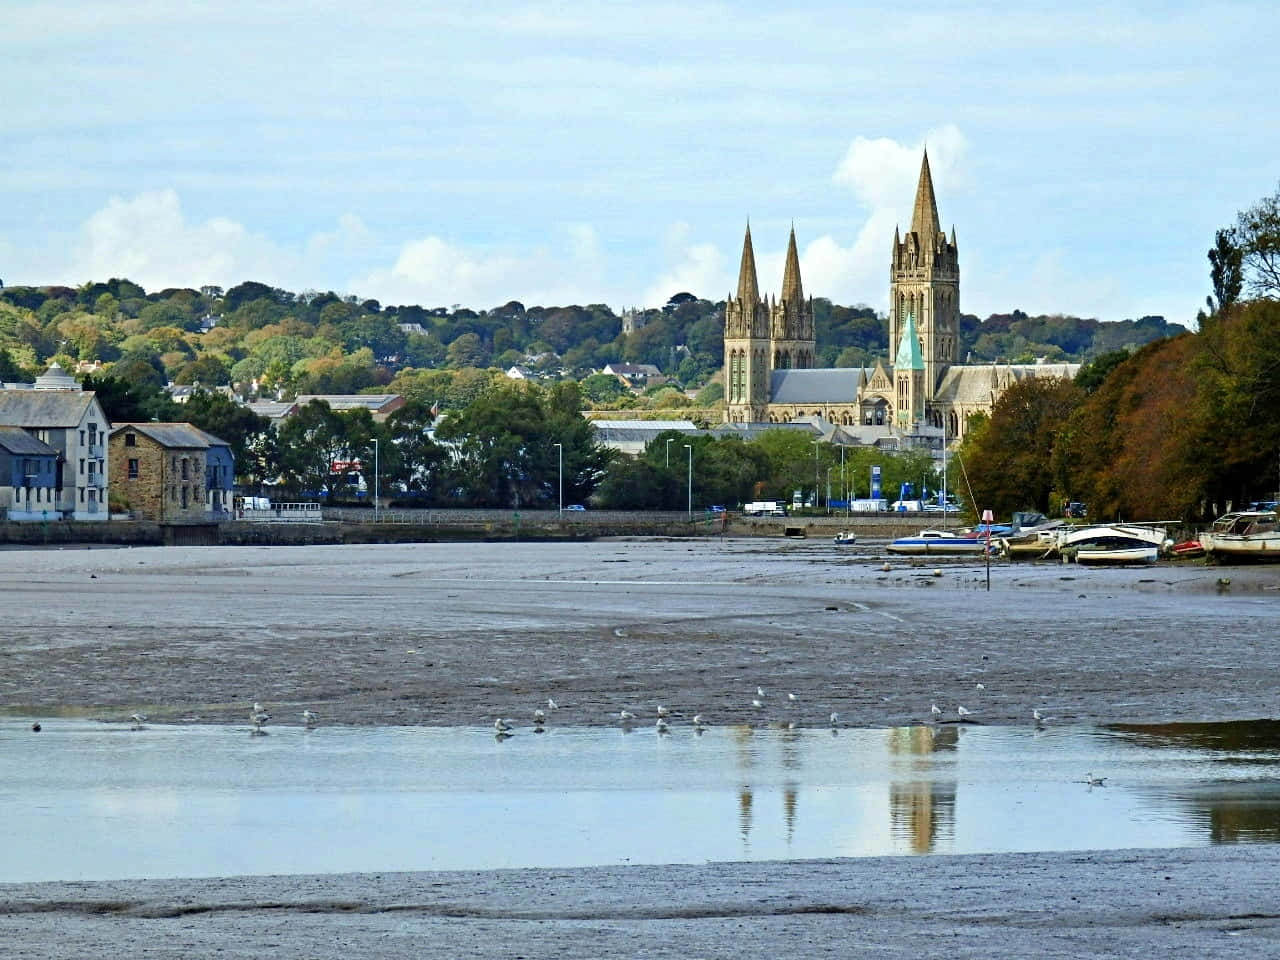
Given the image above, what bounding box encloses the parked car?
[707,505,726,514]
[565,504,586,511]
[1065,501,1088,518]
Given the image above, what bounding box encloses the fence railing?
[237,502,324,523]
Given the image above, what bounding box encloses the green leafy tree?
[182,389,275,484]
[383,399,447,499]
[81,373,180,423]
[1208,227,1243,316]
[276,400,351,500]
[1235,183,1280,297]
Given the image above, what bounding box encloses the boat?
[1171,539,1205,559]
[1055,523,1171,564]
[1074,541,1159,565]
[887,529,992,555]
[833,531,858,546]
[1199,510,1280,562]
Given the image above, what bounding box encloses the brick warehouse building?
[108,423,217,523]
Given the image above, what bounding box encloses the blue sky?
[3,1,1277,324]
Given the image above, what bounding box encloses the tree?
[182,389,274,484]
[81,373,180,423]
[1208,228,1243,316]
[174,354,231,386]
[276,400,351,500]
[580,372,627,405]
[958,376,1082,516]
[383,400,447,499]
[1235,183,1280,298]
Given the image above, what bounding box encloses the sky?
[3,1,1278,324]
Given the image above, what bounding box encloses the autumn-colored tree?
[957,376,1082,517]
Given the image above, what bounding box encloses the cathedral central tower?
[890,151,959,403]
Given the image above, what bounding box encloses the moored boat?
[833,531,858,546]
[1199,510,1280,562]
[887,529,991,555]
[1075,542,1159,565]
[1055,523,1171,564]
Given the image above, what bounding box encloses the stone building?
[723,152,1078,438]
[108,423,213,523]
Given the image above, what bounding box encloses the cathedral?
[722,151,1078,439]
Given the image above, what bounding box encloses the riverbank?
[3,846,1277,959]
[2,538,1275,729]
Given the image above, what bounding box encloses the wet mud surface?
[2,847,1278,959]
[3,539,1278,957]
[1,539,1276,730]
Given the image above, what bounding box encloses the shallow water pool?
[3,719,1279,882]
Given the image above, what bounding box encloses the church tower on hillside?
[723,225,772,422]
[770,226,815,371]
[890,151,959,403]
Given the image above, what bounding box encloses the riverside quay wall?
[0,510,931,546]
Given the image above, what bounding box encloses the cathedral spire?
[781,224,803,305]
[910,150,941,239]
[736,223,760,305]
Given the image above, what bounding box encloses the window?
[79,430,85,445]
[128,458,139,479]
[181,486,188,508]
[125,433,136,447]
[79,488,84,502]
[181,458,189,480]
[171,455,177,471]
[79,459,85,473]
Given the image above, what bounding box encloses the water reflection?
[3,719,1280,883]
[1104,720,1280,844]
[887,725,957,853]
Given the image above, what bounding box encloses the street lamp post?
[372,438,379,521]
[665,437,673,468]
[683,444,692,519]
[812,440,820,511]
[825,467,832,515]
[554,442,563,512]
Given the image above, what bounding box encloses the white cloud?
[640,222,730,307]
[358,224,607,309]
[802,125,968,307]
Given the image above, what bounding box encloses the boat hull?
[1200,534,1280,562]
[887,538,989,556]
[1075,546,1158,565]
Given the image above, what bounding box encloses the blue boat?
[887,529,991,555]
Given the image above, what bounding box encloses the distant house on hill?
[601,363,665,390]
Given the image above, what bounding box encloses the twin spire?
[734,223,804,307]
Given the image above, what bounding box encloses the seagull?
[787,693,798,704]
[249,702,271,732]
[129,712,148,730]
[31,721,41,732]
[493,717,513,733]
[757,686,766,698]
[693,713,707,727]
[751,698,764,709]
[957,705,972,719]
[534,708,546,724]
[656,705,670,718]
[619,709,636,723]
[1033,708,1046,724]
[931,703,942,720]
[302,709,319,727]
[975,683,986,691]
[655,717,670,734]
[1085,773,1108,787]
[547,698,559,711]
[830,711,840,728]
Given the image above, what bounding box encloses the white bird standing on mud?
[655,717,669,734]
[619,709,635,723]
[829,711,840,728]
[129,713,147,730]
[302,709,319,727]
[931,703,942,720]
[656,705,670,718]
[494,718,512,733]
[957,705,972,719]
[547,698,559,711]
[250,702,271,734]
[533,708,546,725]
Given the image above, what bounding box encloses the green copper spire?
[894,312,925,371]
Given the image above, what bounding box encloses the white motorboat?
[887,529,989,555]
[1199,510,1280,562]
[1056,523,1170,564]
[1075,543,1159,565]
[833,531,858,546]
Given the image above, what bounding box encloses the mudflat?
[3,538,1278,958]
[2,538,1275,728]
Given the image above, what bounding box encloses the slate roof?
[0,389,96,427]
[0,425,59,456]
[111,422,211,449]
[295,394,402,412]
[768,368,863,404]
[189,426,231,449]
[933,363,1080,405]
